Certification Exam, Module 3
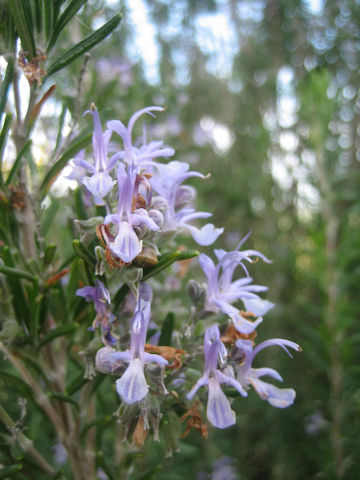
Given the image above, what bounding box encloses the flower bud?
[95,245,106,276]
[174,185,196,207]
[133,246,158,268]
[148,209,164,228]
[187,279,207,306]
[146,364,168,395]
[95,346,124,374]
[74,216,104,244]
[151,196,168,211]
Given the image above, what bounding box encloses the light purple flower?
[76,280,115,345]
[74,108,120,204]
[187,325,247,429]
[103,162,159,263]
[199,244,273,334]
[236,337,301,408]
[150,161,223,246]
[107,106,174,169]
[95,284,168,404]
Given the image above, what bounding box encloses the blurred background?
[3,0,360,478]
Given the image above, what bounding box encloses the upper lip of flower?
[106,106,174,167]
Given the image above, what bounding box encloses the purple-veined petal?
[82,172,116,199]
[116,358,149,404]
[187,375,209,401]
[242,298,275,316]
[249,377,296,408]
[76,285,95,300]
[207,377,236,429]
[108,221,142,263]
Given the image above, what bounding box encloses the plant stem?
[0,404,56,475]
[0,342,64,433]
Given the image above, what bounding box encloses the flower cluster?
[73,105,300,438]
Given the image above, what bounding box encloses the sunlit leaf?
[46,13,122,76]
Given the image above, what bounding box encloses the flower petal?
[116,358,148,404]
[143,352,169,366]
[187,223,224,246]
[82,172,116,200]
[186,375,209,401]
[207,378,236,428]
[249,377,296,408]
[232,312,263,334]
[216,371,248,397]
[243,298,275,316]
[109,221,142,263]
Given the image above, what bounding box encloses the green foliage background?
[1,0,360,479]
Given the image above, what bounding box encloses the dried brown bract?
[180,401,208,439]
[9,186,26,210]
[221,323,257,345]
[18,50,46,86]
[144,344,185,370]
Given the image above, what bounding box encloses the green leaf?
[1,247,31,326]
[0,112,12,187]
[9,0,36,59]
[113,284,129,311]
[113,250,199,311]
[72,239,96,269]
[38,322,78,349]
[5,139,32,186]
[40,196,60,236]
[55,105,67,151]
[48,392,80,410]
[47,0,87,52]
[46,13,122,76]
[0,464,23,478]
[74,186,88,220]
[0,370,33,398]
[42,243,57,267]
[80,415,112,439]
[66,373,89,396]
[39,132,91,197]
[96,451,116,480]
[142,250,199,281]
[159,312,175,346]
[0,57,14,123]
[133,465,162,480]
[0,264,37,282]
[41,0,55,44]
[30,293,46,348]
